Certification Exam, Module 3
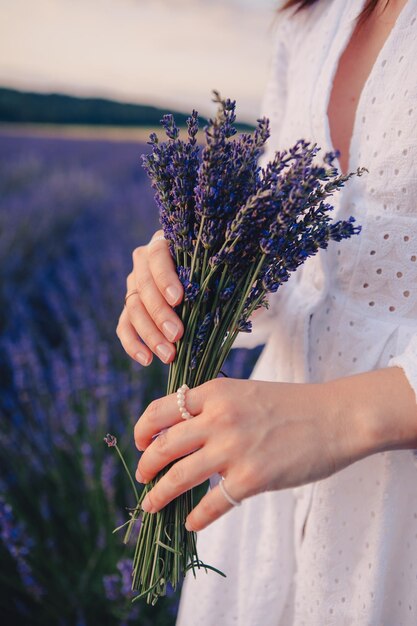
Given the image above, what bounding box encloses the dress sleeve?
[233,15,291,350]
[388,334,417,405]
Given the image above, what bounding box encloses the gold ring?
[124,289,138,306]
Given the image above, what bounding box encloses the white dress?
[176,1,417,624]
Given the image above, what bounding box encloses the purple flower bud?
[237,319,252,333]
[0,498,44,600]
[104,434,117,447]
[117,558,133,595]
[177,266,200,302]
[187,110,199,145]
[161,114,179,140]
[190,312,212,370]
[103,574,119,601]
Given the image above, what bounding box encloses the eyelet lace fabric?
[176,1,417,624]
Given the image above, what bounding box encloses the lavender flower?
[0,132,165,621]
[190,312,212,369]
[122,91,364,605]
[177,265,200,302]
[237,319,252,333]
[104,434,117,447]
[103,558,135,603]
[161,114,180,140]
[194,93,269,253]
[219,284,236,301]
[117,558,134,596]
[0,498,44,600]
[103,574,120,602]
[142,110,200,255]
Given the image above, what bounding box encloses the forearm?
[324,366,417,462]
[135,370,417,529]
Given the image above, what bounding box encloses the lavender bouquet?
[108,92,364,605]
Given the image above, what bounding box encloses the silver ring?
[148,234,166,247]
[219,476,241,507]
[176,384,194,420]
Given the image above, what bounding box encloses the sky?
[0,0,279,123]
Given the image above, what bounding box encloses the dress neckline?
[324,0,411,176]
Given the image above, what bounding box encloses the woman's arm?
[327,366,417,456]
[133,366,417,532]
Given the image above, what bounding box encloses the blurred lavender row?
[0,132,260,625]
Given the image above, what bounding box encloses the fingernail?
[162,320,179,342]
[156,343,173,362]
[136,469,144,483]
[135,351,150,366]
[141,494,152,513]
[185,519,193,532]
[165,285,181,305]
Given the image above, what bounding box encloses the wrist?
[324,367,417,460]
[317,379,375,471]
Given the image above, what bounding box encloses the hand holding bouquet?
[107,91,364,604]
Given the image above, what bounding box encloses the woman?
[117,0,417,623]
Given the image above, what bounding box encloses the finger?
[125,295,176,364]
[146,230,184,306]
[140,448,217,514]
[136,419,207,484]
[133,252,184,345]
[116,309,153,366]
[134,386,206,451]
[184,477,244,532]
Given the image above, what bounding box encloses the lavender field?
[0,132,259,625]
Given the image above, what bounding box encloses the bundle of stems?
[107,92,365,605]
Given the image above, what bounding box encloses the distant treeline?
[0,86,254,130]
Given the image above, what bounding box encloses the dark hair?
[281,0,390,24]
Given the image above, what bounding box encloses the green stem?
[200,251,266,381]
[189,216,205,283]
[115,444,139,503]
[194,268,242,384]
[125,250,269,604]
